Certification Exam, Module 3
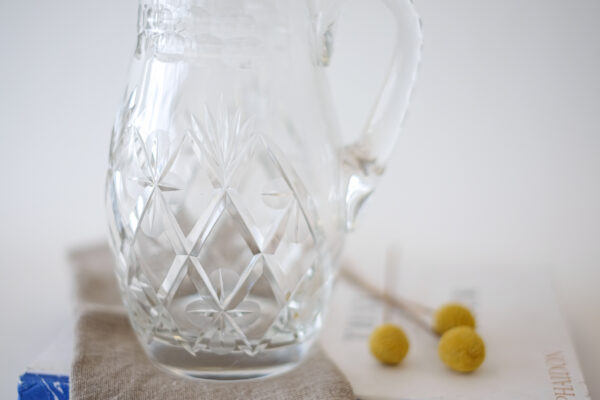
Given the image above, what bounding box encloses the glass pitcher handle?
[339,0,422,229]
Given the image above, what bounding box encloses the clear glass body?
[106,0,421,379]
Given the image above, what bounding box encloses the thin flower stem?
[339,265,436,335]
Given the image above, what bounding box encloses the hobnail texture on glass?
[106,0,421,380]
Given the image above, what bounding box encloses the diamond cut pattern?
[108,101,323,354]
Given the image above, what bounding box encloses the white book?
[320,264,591,399]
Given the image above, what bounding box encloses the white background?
[1,0,598,398]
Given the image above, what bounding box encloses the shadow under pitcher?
[106,0,422,380]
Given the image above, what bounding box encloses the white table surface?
[1,1,598,398]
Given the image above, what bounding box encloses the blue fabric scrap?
[18,373,69,400]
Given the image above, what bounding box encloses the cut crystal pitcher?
[106,0,421,379]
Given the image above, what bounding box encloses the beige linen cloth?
[69,244,354,400]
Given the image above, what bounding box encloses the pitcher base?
[146,339,313,381]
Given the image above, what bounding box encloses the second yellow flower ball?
[438,326,485,372]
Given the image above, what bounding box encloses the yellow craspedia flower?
[369,323,409,365]
[433,302,475,335]
[438,326,485,372]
